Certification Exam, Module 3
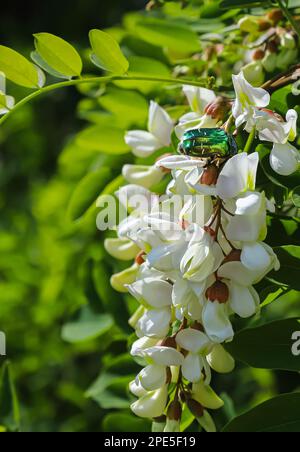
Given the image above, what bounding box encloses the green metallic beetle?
[178,128,238,160]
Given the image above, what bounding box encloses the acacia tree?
[0,0,300,433]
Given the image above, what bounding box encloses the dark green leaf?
[226,319,300,372]
[292,186,300,208]
[223,393,300,432]
[0,362,20,432]
[269,246,300,290]
[102,412,151,432]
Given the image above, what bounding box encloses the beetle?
[178,128,238,160]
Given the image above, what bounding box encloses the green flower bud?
[197,410,217,433]
[192,381,224,410]
[110,263,139,293]
[242,61,265,87]
[207,344,235,374]
[281,32,296,50]
[104,238,140,261]
[276,49,298,71]
[238,16,260,34]
[262,52,277,73]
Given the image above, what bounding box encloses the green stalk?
[277,0,300,40]
[0,75,207,126]
[244,128,256,154]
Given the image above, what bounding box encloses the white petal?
[131,385,168,419]
[206,344,235,374]
[104,238,139,261]
[122,164,164,189]
[148,101,173,146]
[270,143,300,176]
[138,364,167,391]
[129,379,148,397]
[143,346,184,367]
[192,381,224,410]
[131,337,159,357]
[182,353,203,383]
[235,191,263,216]
[125,130,162,157]
[202,301,234,343]
[241,242,272,272]
[218,261,260,286]
[226,213,266,243]
[176,328,211,354]
[216,153,249,199]
[229,283,259,318]
[137,308,171,338]
[127,278,173,308]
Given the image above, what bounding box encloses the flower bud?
[204,96,232,122]
[187,399,204,418]
[164,419,181,433]
[167,400,182,421]
[122,164,165,189]
[104,238,140,261]
[129,306,145,329]
[238,16,259,33]
[156,154,173,174]
[223,249,241,263]
[262,52,277,73]
[135,251,146,266]
[280,32,296,50]
[192,381,224,410]
[267,9,284,25]
[252,49,265,61]
[160,336,177,349]
[206,280,229,304]
[267,39,279,53]
[258,19,272,32]
[131,385,169,419]
[152,416,166,432]
[197,410,217,433]
[200,165,219,186]
[242,61,265,87]
[276,48,298,70]
[207,344,235,374]
[110,263,139,293]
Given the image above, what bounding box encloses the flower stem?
[277,0,300,40]
[0,75,207,127]
[244,128,256,154]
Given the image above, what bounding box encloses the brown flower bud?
[200,164,219,186]
[135,251,146,266]
[167,400,182,422]
[180,219,190,230]
[267,9,284,25]
[223,249,242,263]
[153,415,167,423]
[204,226,217,239]
[206,280,229,304]
[191,321,205,332]
[187,399,204,418]
[267,40,279,54]
[258,19,273,32]
[205,96,231,122]
[160,336,177,349]
[253,49,265,61]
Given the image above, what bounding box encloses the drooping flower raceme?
[103,73,298,432]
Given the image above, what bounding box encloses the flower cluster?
[104,72,297,432]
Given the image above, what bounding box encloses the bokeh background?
[0,0,299,433]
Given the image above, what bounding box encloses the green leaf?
[67,167,112,222]
[226,319,300,372]
[76,125,130,154]
[269,246,300,290]
[0,362,20,432]
[89,29,129,75]
[223,393,300,432]
[292,186,300,208]
[220,0,263,9]
[0,45,42,88]
[102,412,151,432]
[98,87,148,128]
[62,306,113,343]
[33,33,82,78]
[134,18,200,54]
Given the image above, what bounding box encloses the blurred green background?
[0,0,299,433]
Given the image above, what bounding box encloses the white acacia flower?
[134,346,184,391]
[192,380,224,410]
[270,143,300,176]
[176,328,212,383]
[0,90,15,115]
[136,307,172,339]
[202,300,234,344]
[180,226,224,282]
[131,385,169,419]
[254,109,298,144]
[225,191,267,243]
[232,71,270,129]
[127,277,173,309]
[175,86,218,139]
[122,164,165,189]
[125,101,173,157]
[216,152,259,200]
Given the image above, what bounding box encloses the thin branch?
[0,74,207,126]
